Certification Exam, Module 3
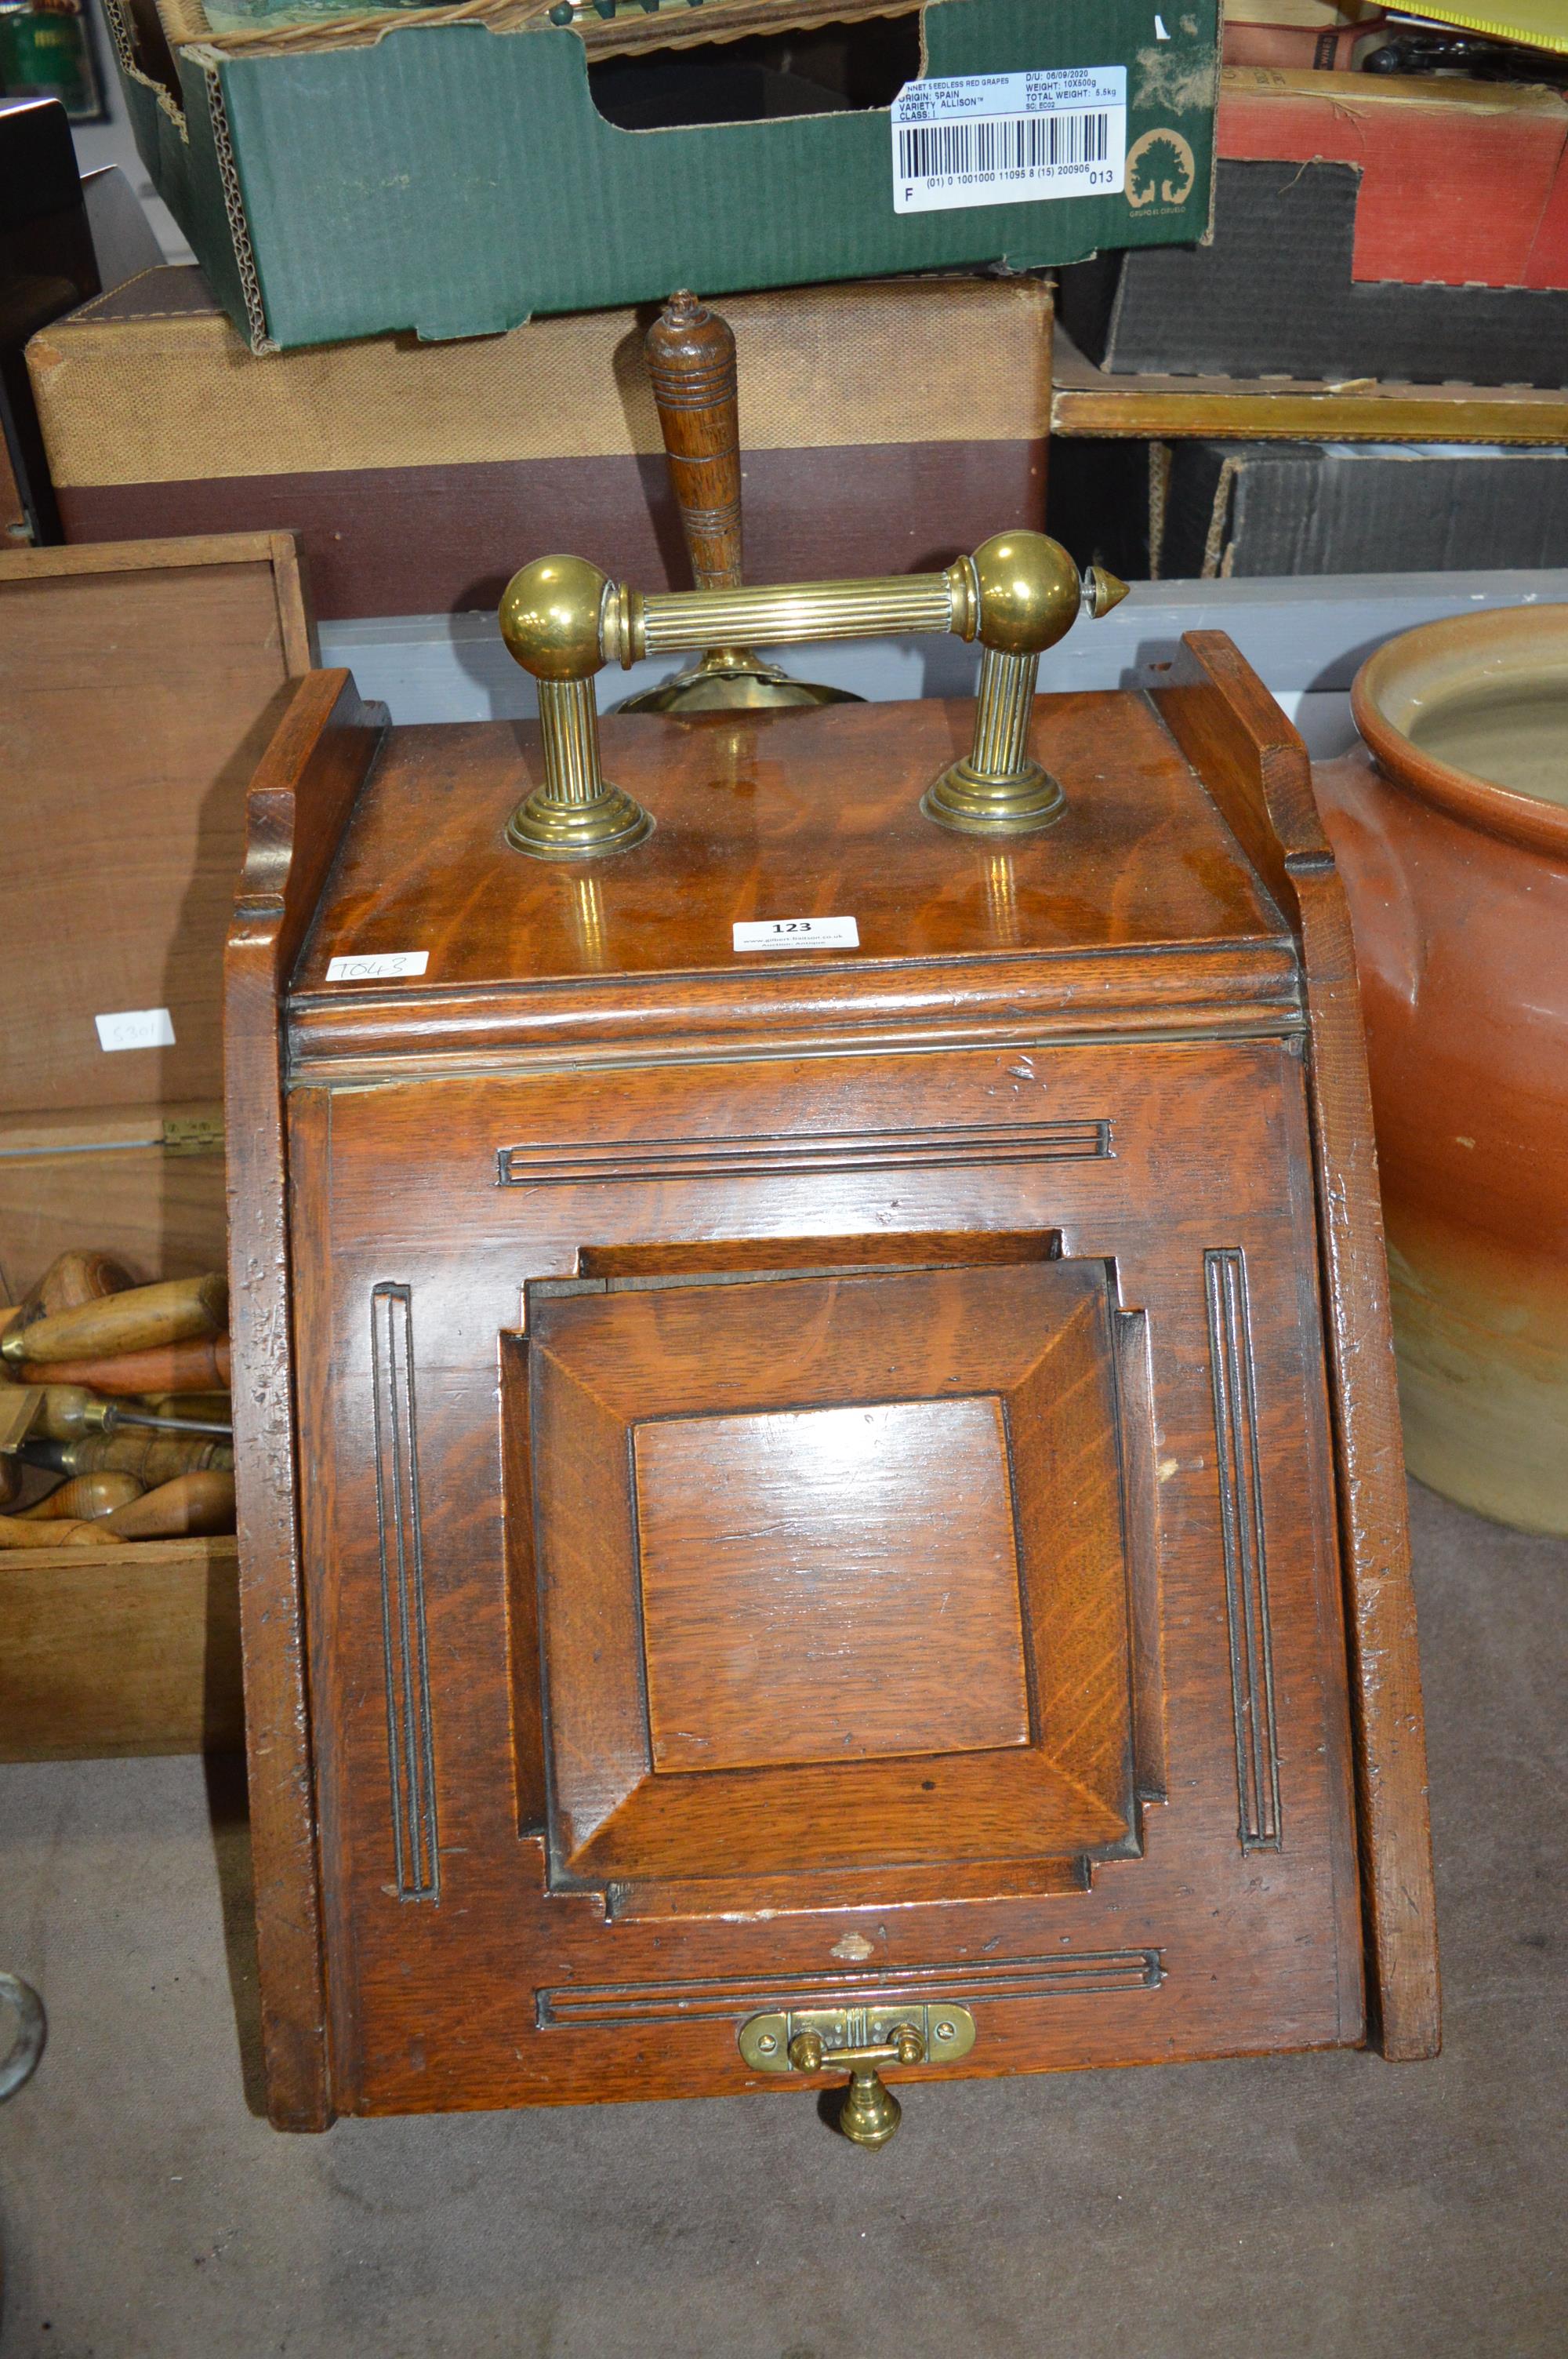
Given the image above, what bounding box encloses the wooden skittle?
[1,1274,227,1369]
[14,1335,231,1397]
[103,1470,235,1539]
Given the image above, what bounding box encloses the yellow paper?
[1403,2,1568,53]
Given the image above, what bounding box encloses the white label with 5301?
[732,917,861,953]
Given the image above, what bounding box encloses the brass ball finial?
[499,554,609,682]
[970,531,1083,658]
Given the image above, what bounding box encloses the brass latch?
[161,1114,226,1158]
[738,2002,976,2150]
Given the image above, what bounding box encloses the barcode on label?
[891,67,1126,214]
[897,109,1111,184]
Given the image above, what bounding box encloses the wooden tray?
[0,533,313,1761]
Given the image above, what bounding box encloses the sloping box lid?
[0,534,313,1286]
[103,0,1218,351]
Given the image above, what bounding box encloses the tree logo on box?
[1126,128,1195,212]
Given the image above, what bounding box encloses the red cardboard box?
[1218,64,1568,291]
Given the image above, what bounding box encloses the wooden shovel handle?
[2,1274,227,1369]
[646,291,744,594]
[16,1335,231,1396]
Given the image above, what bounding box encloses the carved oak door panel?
[522,1260,1135,1911]
[290,1035,1363,2117]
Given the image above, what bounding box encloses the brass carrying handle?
[788,2023,925,2074]
[497,534,1127,859]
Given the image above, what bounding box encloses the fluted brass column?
[922,540,1127,837]
[500,557,654,860]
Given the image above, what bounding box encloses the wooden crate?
[0,533,314,1761]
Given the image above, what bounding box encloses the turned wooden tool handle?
[104,1470,235,1539]
[16,1334,231,1397]
[57,1433,233,1482]
[16,1250,135,1329]
[31,1387,111,1441]
[0,1513,123,1549]
[2,1273,227,1368]
[646,291,744,594]
[21,1472,143,1521]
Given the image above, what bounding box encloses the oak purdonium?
[225,638,1438,2133]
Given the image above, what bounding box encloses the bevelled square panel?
[633,1398,1031,1776]
[524,1257,1138,1901]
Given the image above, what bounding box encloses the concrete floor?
[0,1479,1563,2359]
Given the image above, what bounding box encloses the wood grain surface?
[633,1398,1028,1773]
[1051,323,1568,445]
[0,536,311,1122]
[0,1536,242,1759]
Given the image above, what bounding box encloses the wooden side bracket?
[1156,631,1440,2062]
[225,668,387,2129]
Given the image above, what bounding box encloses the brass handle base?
[505,668,655,860]
[505,783,654,861]
[921,754,1066,838]
[619,648,862,714]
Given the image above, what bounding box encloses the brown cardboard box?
[27,269,1054,620]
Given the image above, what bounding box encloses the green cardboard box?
[103,0,1218,351]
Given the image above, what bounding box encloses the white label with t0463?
[732,916,861,953]
[891,68,1127,213]
[325,951,430,982]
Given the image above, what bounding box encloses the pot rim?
[1351,605,1568,860]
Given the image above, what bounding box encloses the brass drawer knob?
[739,2002,975,2149]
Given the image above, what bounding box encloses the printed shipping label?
[95,1007,176,1052]
[732,916,860,953]
[325,951,430,982]
[891,68,1126,214]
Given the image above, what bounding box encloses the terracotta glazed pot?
[1313,605,1568,1534]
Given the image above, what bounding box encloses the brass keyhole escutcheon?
[739,2004,976,2149]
